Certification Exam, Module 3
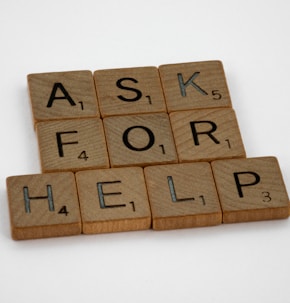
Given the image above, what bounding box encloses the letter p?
[233,171,261,198]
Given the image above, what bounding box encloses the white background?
[1,0,290,302]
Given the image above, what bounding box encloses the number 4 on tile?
[78,151,89,161]
[58,206,69,216]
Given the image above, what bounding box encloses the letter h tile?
[6,172,82,240]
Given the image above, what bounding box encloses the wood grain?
[159,61,232,112]
[103,113,178,167]
[170,108,246,162]
[144,162,222,230]
[6,172,81,240]
[211,157,289,223]
[75,167,151,234]
[28,70,100,125]
[94,66,166,117]
[36,118,109,172]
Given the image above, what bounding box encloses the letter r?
[190,121,220,145]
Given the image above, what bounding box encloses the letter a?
[46,83,77,108]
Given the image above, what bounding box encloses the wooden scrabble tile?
[159,61,232,112]
[27,70,100,124]
[103,113,178,167]
[75,167,151,234]
[94,66,167,117]
[144,162,222,230]
[6,172,81,240]
[170,108,246,162]
[211,157,289,223]
[36,118,109,172]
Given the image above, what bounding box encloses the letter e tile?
[144,162,222,230]
[6,172,81,240]
[211,157,289,223]
[75,167,151,234]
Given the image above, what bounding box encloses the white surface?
[1,0,290,302]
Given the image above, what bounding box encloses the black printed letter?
[233,171,261,198]
[190,121,220,145]
[116,77,143,102]
[122,125,155,151]
[56,131,78,157]
[47,83,77,107]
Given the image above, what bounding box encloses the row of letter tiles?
[27,60,232,124]
[6,157,289,240]
[36,110,246,172]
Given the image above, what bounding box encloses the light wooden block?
[28,70,100,124]
[94,66,166,117]
[159,61,232,112]
[36,118,109,172]
[75,167,151,234]
[144,162,222,230]
[6,172,81,240]
[103,113,178,167]
[211,157,289,223]
[170,108,246,162]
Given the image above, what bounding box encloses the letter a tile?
[170,108,246,162]
[75,167,151,234]
[159,61,232,112]
[211,157,289,223]
[144,162,222,230]
[28,70,100,125]
[6,172,81,240]
[36,118,109,172]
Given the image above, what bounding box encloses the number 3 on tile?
[262,191,272,202]
[78,150,89,161]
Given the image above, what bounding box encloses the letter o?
[122,125,155,151]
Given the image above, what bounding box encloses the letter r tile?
[211,157,289,223]
[36,118,109,172]
[6,172,81,240]
[144,162,222,230]
[159,61,232,112]
[75,167,151,234]
[28,70,100,125]
[170,108,246,162]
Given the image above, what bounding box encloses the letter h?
[23,185,55,213]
